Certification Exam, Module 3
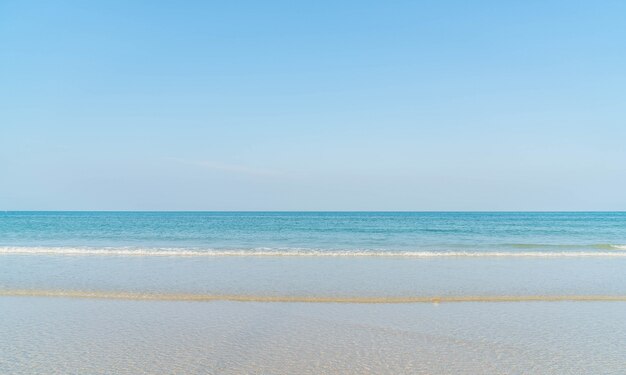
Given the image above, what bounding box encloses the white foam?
[2,246,626,258]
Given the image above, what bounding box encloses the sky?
[1,0,626,211]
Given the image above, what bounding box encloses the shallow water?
[1,298,625,374]
[2,254,626,301]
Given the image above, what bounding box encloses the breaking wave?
[2,246,626,258]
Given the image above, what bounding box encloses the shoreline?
[3,289,626,303]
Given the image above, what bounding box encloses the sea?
[2,211,626,374]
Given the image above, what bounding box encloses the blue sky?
[1,0,625,210]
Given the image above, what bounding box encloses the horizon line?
[2,210,626,213]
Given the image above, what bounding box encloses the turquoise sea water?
[1,211,626,300]
[1,211,626,254]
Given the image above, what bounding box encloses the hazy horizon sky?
[2,1,626,210]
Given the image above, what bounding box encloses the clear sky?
[1,1,625,210]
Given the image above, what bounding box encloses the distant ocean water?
[1,211,626,256]
[2,211,626,302]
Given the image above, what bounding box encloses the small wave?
[2,289,626,303]
[3,246,626,258]
[505,243,626,250]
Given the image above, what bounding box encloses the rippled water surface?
[2,298,625,374]
[2,211,626,253]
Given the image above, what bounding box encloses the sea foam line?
[2,246,626,258]
[3,289,626,303]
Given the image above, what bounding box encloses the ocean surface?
[2,211,626,374]
[2,211,626,254]
[2,211,626,300]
